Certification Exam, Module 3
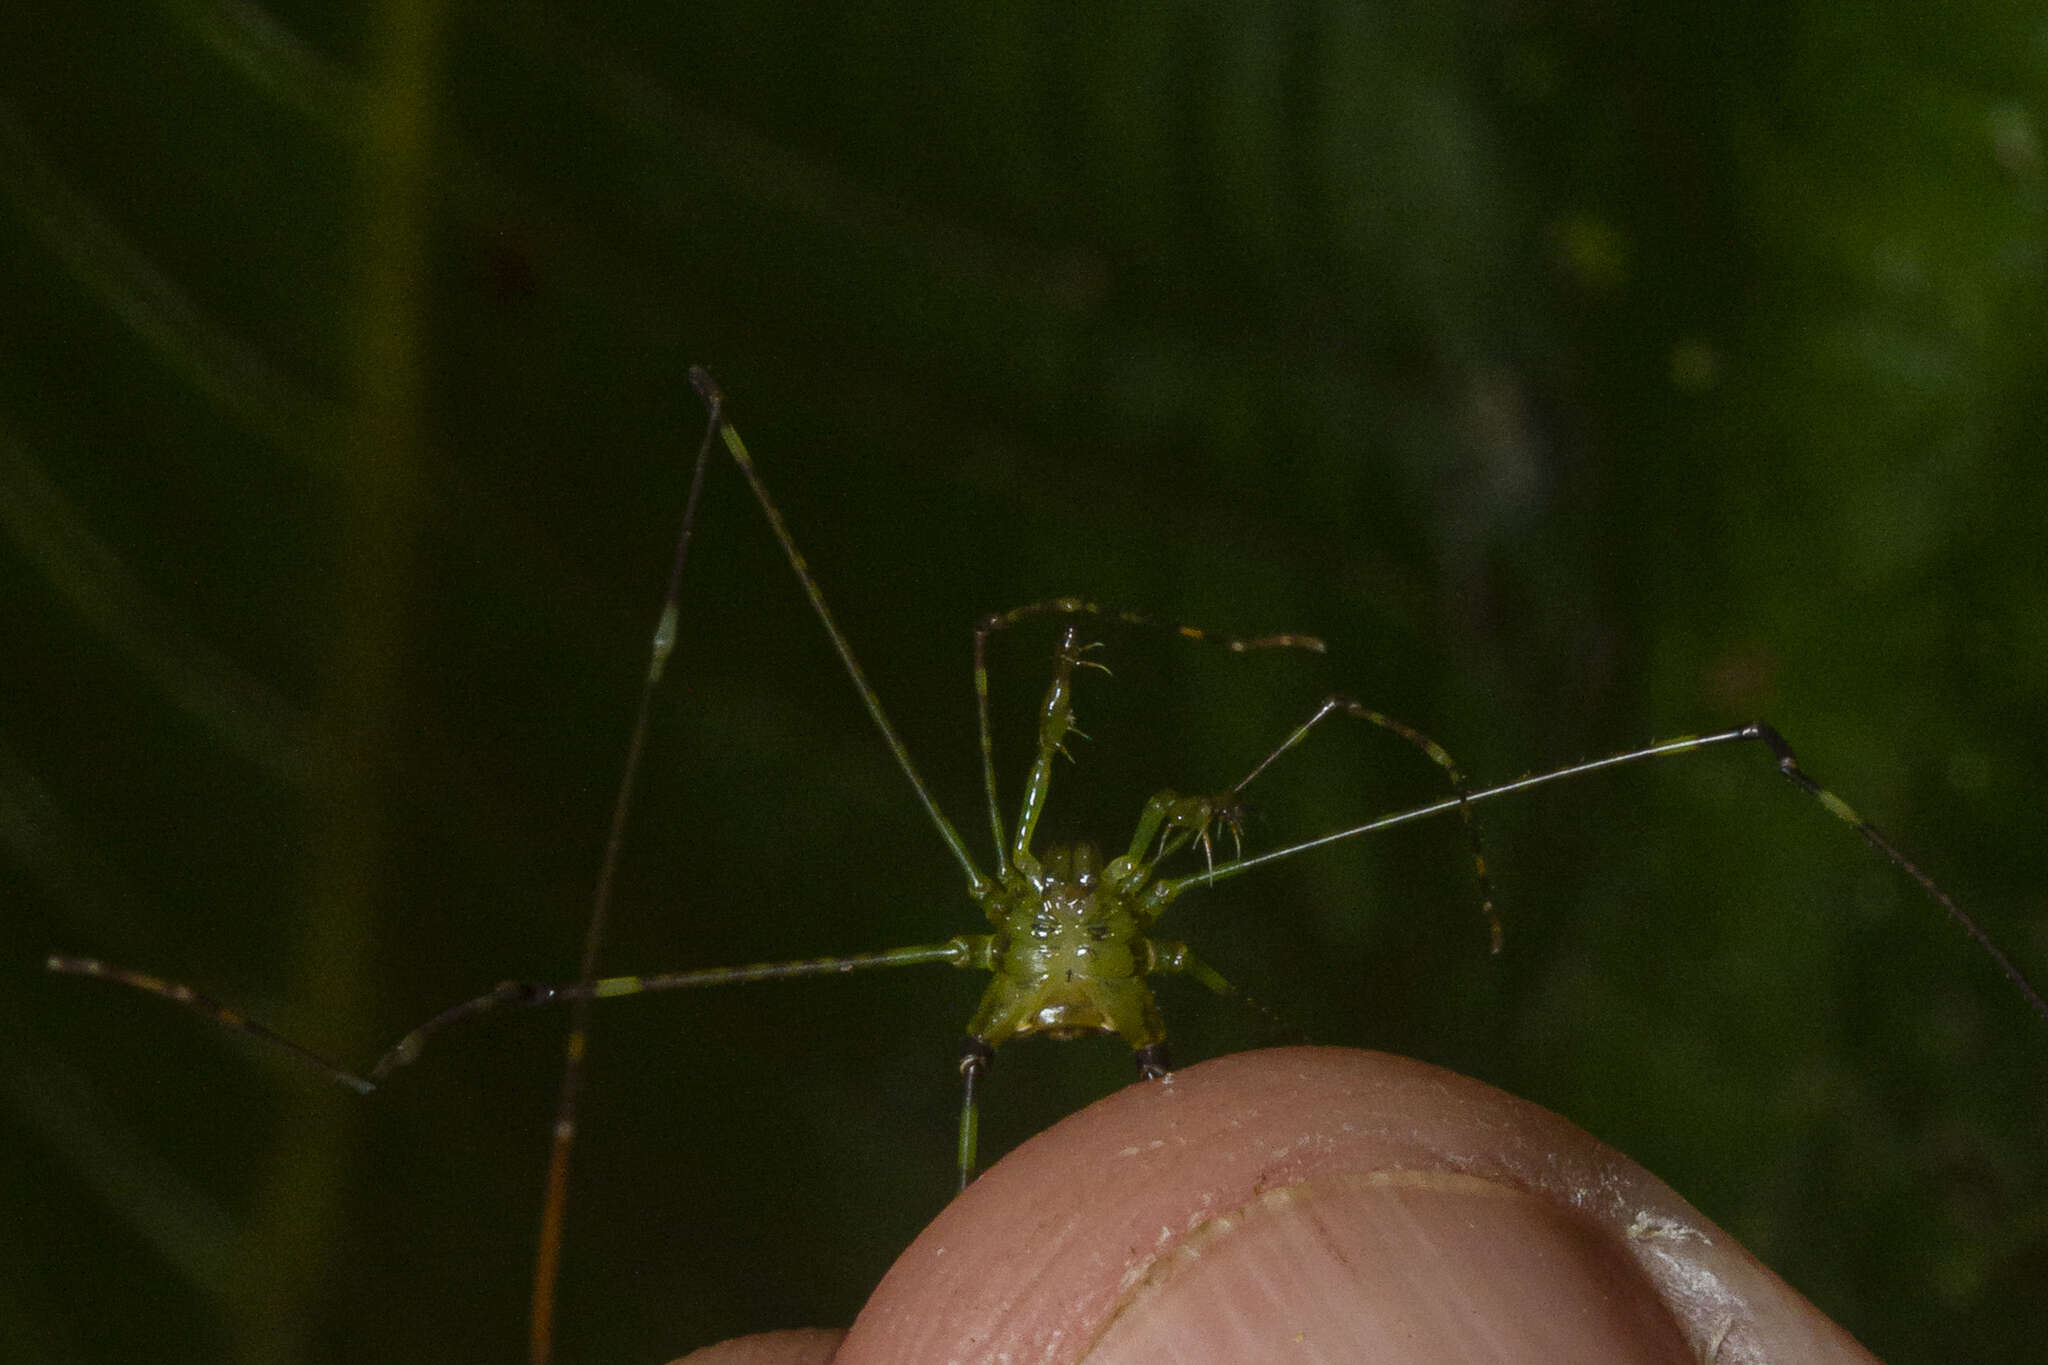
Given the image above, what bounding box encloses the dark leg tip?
[1134,1042,1171,1080]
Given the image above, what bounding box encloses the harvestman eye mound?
[48,369,2048,1364]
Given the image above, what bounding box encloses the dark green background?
[7,2,2046,1362]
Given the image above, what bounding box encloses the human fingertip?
[835,1047,1877,1364]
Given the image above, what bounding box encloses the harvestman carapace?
[49,369,2048,1364]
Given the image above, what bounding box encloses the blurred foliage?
[5,1,2047,1362]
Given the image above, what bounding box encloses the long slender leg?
[374,940,981,1080]
[1236,694,1498,951]
[1169,724,2048,1024]
[528,384,723,1365]
[44,956,379,1093]
[47,941,985,1091]
[691,369,991,901]
[1743,722,2046,1022]
[977,597,1325,657]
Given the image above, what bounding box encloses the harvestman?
[50,369,2048,1363]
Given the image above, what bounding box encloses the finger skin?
[684,1047,1878,1364]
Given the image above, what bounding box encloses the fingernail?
[1085,1171,1692,1364]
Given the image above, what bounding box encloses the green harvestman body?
[49,370,2048,1363]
